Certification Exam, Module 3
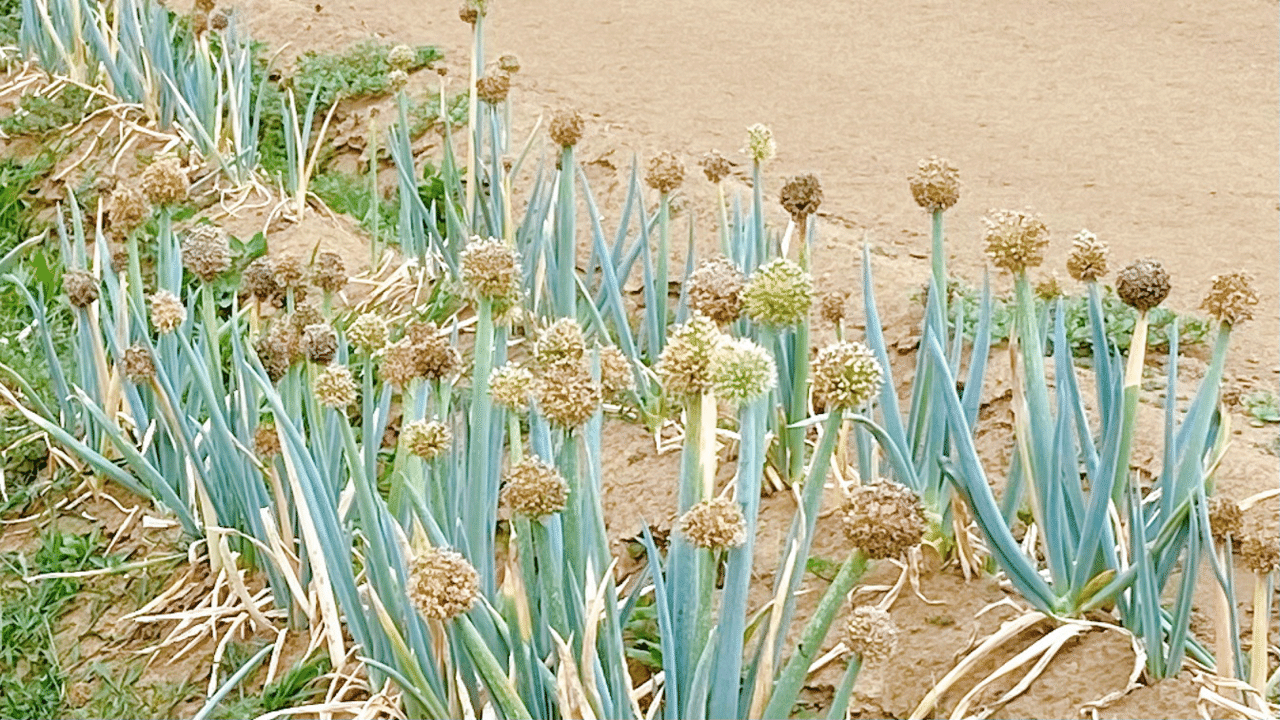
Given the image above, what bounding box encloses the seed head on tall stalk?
[645,150,685,354]
[701,150,733,256]
[549,108,584,317]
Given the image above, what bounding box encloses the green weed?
[212,648,331,719]
[292,41,442,107]
[1244,391,1280,426]
[0,85,105,138]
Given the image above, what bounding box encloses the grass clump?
[0,85,104,138]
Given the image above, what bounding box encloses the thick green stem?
[466,299,496,593]
[1109,310,1149,510]
[763,549,869,719]
[826,654,864,720]
[930,208,946,327]
[555,145,576,317]
[786,321,810,483]
[655,193,670,353]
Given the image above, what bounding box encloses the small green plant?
[292,41,442,107]
[0,85,104,137]
[1244,391,1280,426]
[311,170,398,238]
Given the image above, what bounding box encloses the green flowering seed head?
[347,313,389,352]
[502,456,569,518]
[710,338,776,406]
[388,44,416,70]
[460,237,522,302]
[403,419,452,460]
[489,363,534,411]
[597,346,635,400]
[982,209,1050,274]
[533,318,587,369]
[742,258,813,328]
[743,123,776,164]
[314,364,358,408]
[656,314,725,397]
[811,341,883,411]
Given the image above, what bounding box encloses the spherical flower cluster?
[403,419,452,460]
[908,156,960,212]
[700,150,732,184]
[347,313,389,352]
[242,257,280,302]
[597,346,634,400]
[253,421,281,458]
[1065,229,1109,282]
[811,341,883,411]
[549,108,584,148]
[982,209,1050,274]
[313,364,358,408]
[710,338,776,406]
[407,547,479,620]
[120,344,154,383]
[181,225,231,282]
[380,339,421,389]
[63,269,99,308]
[502,456,570,518]
[388,69,409,92]
[742,258,813,328]
[257,320,301,381]
[818,290,848,327]
[149,290,186,334]
[1115,258,1170,312]
[687,257,745,325]
[779,173,823,223]
[460,237,522,303]
[534,359,601,428]
[476,73,511,104]
[387,44,416,70]
[406,321,462,382]
[645,151,685,194]
[533,318,587,369]
[139,155,189,206]
[496,53,521,73]
[678,497,747,550]
[273,255,306,289]
[743,123,776,164]
[302,323,338,364]
[1207,496,1243,543]
[105,184,149,236]
[844,606,899,665]
[655,314,724,398]
[839,481,925,559]
[489,363,535,410]
[312,251,347,294]
[1201,271,1258,327]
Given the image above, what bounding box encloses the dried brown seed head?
[121,344,154,383]
[302,323,338,364]
[678,497,746,550]
[1201,271,1259,327]
[489,363,535,411]
[1115,258,1171,312]
[687,257,745,326]
[312,250,347,294]
[380,338,421,389]
[839,481,926,559]
[273,255,306,289]
[496,53,521,73]
[1066,229,1109,282]
[549,109,584,148]
[844,606,899,665]
[535,358,602,429]
[982,209,1050,274]
[476,72,512,104]
[140,154,189,206]
[181,225,231,282]
[1239,532,1279,575]
[63,269,99,308]
[105,184,149,236]
[408,547,479,620]
[908,156,960,212]
[460,237,522,302]
[779,173,823,223]
[818,290,848,326]
[700,150,732,184]
[253,422,280,458]
[533,318,587,369]
[597,346,634,400]
[242,257,281,302]
[645,151,685,194]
